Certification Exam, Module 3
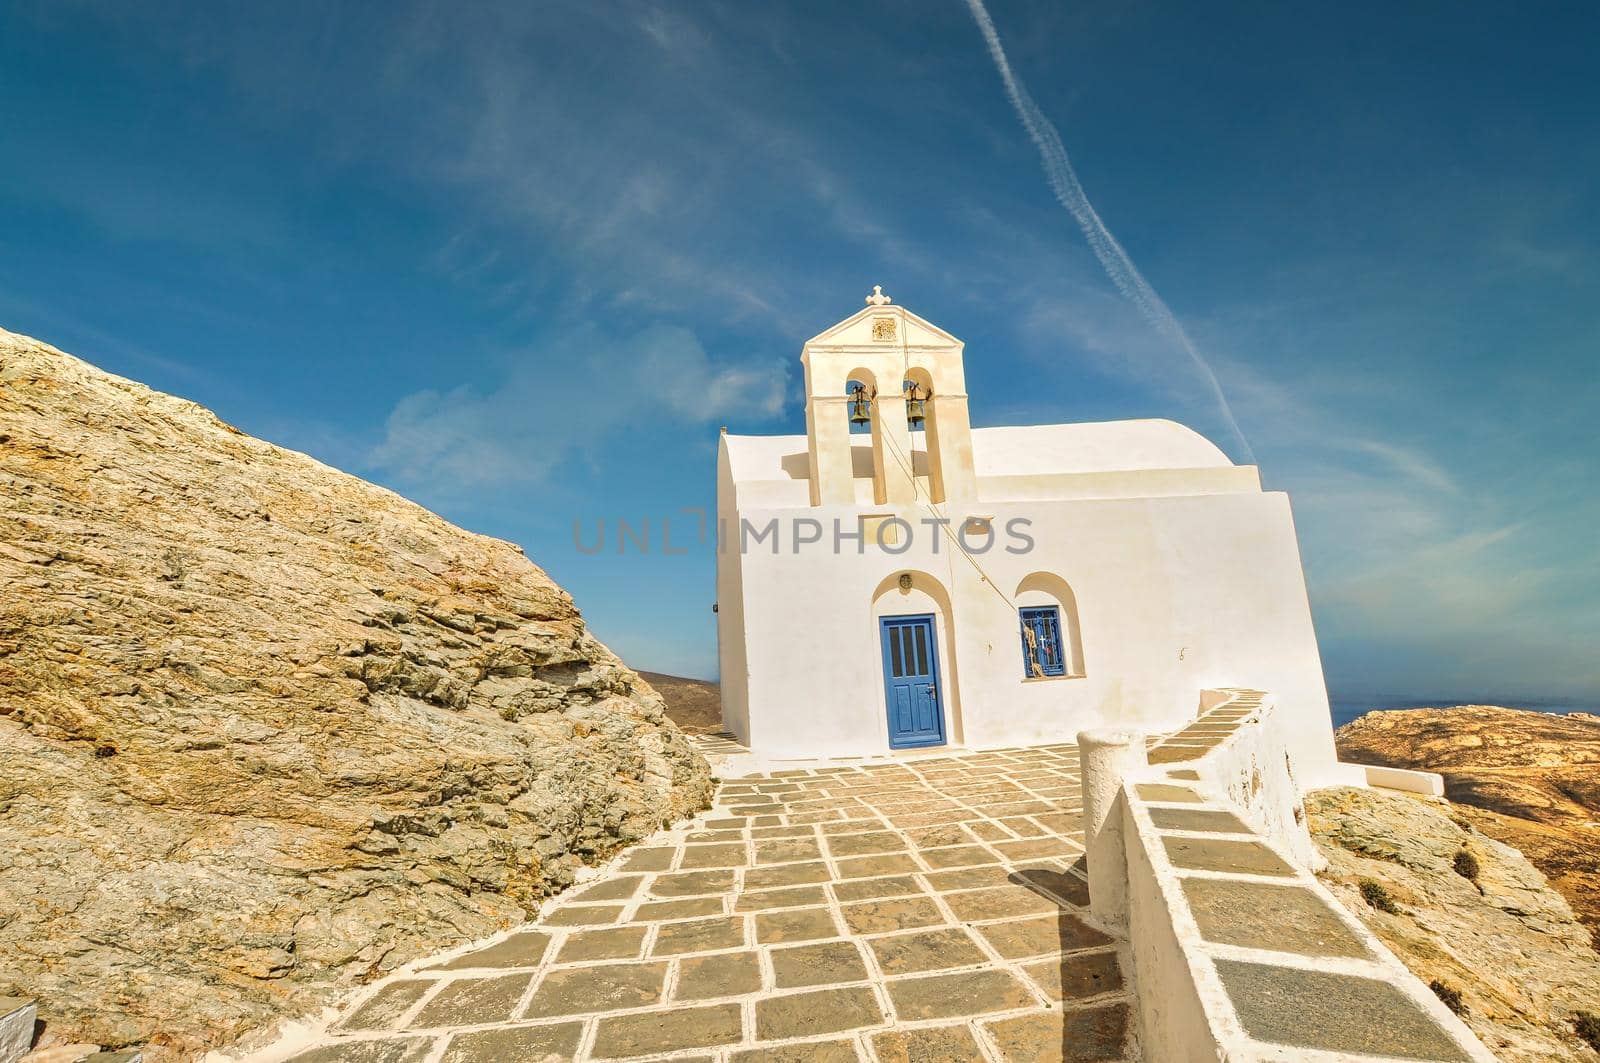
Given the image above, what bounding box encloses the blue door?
[880,614,946,749]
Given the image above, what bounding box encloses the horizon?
[3,1,1596,705]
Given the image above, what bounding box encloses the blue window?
[1019,606,1066,678]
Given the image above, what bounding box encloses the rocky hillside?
[0,328,713,1059]
[1336,706,1600,948]
[1309,787,1600,1062]
[639,671,722,734]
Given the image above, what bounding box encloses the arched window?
[846,380,872,434]
[1014,573,1086,679]
[903,368,933,434]
[845,369,877,435]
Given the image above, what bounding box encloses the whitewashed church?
[715,289,1339,780]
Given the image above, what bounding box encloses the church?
[715,289,1340,782]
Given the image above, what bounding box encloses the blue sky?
[3,1,1596,704]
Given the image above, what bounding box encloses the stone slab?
[1161,836,1295,877]
[676,951,764,1000]
[826,832,907,856]
[591,1003,743,1057]
[538,904,623,927]
[410,973,530,1027]
[1182,879,1373,959]
[1148,746,1205,765]
[983,1004,1129,1062]
[744,862,832,890]
[1147,807,1251,834]
[679,843,749,869]
[754,986,883,1040]
[618,847,676,871]
[943,886,1060,922]
[286,1037,434,1062]
[872,1025,987,1062]
[651,915,746,955]
[974,913,1113,960]
[831,875,922,902]
[650,870,736,897]
[840,897,946,934]
[735,885,829,911]
[1020,950,1123,1001]
[868,927,987,975]
[1133,784,1202,803]
[570,876,645,902]
[1214,959,1469,1060]
[440,1022,583,1063]
[339,980,433,1032]
[834,853,921,878]
[554,926,647,962]
[755,838,824,864]
[919,845,997,869]
[428,931,550,971]
[756,906,840,943]
[523,962,665,1018]
[1009,867,1090,906]
[731,1041,861,1062]
[885,969,1035,1020]
[770,940,870,988]
[995,837,1080,860]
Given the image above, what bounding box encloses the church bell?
[848,382,872,425]
[904,381,927,429]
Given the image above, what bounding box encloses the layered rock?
[0,328,713,1059]
[1309,786,1600,1062]
[1337,706,1600,948]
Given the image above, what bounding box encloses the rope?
[868,358,1046,677]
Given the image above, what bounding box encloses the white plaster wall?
[1122,796,1227,1063]
[714,438,752,746]
[723,420,1237,484]
[723,465,1262,511]
[723,490,1339,780]
[977,466,1261,503]
[1193,698,1321,868]
[970,420,1232,476]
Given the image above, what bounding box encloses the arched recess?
[1014,572,1087,679]
[869,570,963,748]
[844,367,877,437]
[903,365,945,502]
[842,366,881,501]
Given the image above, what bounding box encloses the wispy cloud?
[1346,439,1459,496]
[963,0,1255,462]
[368,324,786,495]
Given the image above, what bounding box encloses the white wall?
[714,439,752,746]
[721,489,1339,782]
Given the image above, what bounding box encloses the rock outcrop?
[0,328,713,1059]
[1309,786,1600,1062]
[1336,706,1600,948]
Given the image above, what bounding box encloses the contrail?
[963,0,1256,463]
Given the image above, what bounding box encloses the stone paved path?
[278,745,1133,1062]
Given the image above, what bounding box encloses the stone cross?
[865,285,891,306]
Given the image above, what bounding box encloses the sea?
[1329,694,1597,730]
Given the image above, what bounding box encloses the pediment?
[803,299,963,352]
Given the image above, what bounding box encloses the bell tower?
[800,287,976,507]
